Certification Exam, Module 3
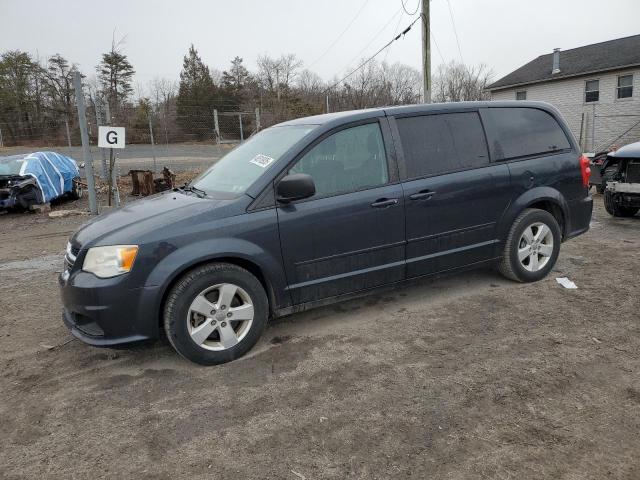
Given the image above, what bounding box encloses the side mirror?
[276,173,315,203]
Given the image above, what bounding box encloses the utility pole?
[421,0,431,103]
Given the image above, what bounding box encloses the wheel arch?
[156,254,278,332]
[498,188,569,246]
[526,199,566,238]
[142,236,291,337]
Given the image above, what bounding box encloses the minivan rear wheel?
[163,263,269,365]
[498,208,561,283]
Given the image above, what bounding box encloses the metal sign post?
[95,98,109,179]
[98,126,126,208]
[148,114,157,173]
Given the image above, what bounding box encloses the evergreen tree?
[96,43,135,115]
[0,50,43,141]
[176,44,217,139]
[221,56,250,103]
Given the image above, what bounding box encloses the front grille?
[626,161,640,183]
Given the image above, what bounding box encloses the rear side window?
[396,112,489,179]
[481,107,571,161]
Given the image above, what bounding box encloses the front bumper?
[607,181,640,194]
[59,269,161,346]
[0,191,17,209]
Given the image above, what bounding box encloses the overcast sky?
[2,0,639,91]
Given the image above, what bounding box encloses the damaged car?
[600,141,640,217]
[0,152,82,210]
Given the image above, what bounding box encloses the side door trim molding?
[406,239,500,265]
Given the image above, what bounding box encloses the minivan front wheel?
[499,208,561,283]
[163,263,269,365]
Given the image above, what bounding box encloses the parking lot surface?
[1,196,639,479]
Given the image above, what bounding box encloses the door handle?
[371,198,398,208]
[409,190,435,200]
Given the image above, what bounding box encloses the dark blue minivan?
[60,101,593,365]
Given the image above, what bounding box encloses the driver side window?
[290,122,389,199]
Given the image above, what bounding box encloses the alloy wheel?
[517,222,554,272]
[186,283,254,351]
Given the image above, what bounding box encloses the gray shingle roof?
[488,34,640,91]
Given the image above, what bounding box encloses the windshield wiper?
[180,184,208,198]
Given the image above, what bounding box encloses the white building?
[488,35,640,153]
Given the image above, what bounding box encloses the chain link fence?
[0,95,329,180]
[0,105,265,176]
[3,97,638,176]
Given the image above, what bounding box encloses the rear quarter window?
[481,107,571,161]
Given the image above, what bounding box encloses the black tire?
[498,208,562,283]
[163,262,269,365]
[604,191,638,217]
[70,178,83,200]
[17,186,40,210]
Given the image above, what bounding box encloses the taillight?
[579,155,591,187]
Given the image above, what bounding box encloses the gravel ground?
[0,193,639,479]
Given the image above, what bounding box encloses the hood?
[610,141,640,159]
[0,174,32,188]
[73,190,244,248]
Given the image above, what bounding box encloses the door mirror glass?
[276,173,316,203]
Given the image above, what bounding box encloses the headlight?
[82,245,139,278]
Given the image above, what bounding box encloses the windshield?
[0,155,26,176]
[192,125,315,195]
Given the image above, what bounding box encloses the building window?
[515,91,527,100]
[585,80,599,103]
[617,74,633,99]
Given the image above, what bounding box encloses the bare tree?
[432,62,493,103]
[379,62,422,105]
[331,59,422,110]
[43,54,78,116]
[257,53,303,100]
[296,69,325,102]
[148,77,176,109]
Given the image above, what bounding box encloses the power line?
[431,30,445,64]
[445,0,464,64]
[401,0,420,15]
[308,0,371,69]
[341,7,404,75]
[384,8,406,63]
[326,15,421,92]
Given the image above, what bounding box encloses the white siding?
[490,68,640,152]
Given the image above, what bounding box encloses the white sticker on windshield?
[250,154,275,168]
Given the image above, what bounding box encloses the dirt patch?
[0,194,639,479]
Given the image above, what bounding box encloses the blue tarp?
[0,151,79,203]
